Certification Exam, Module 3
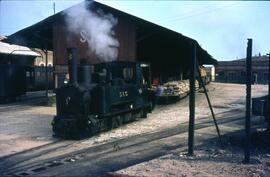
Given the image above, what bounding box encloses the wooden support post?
[188,43,196,155]
[45,48,48,98]
[244,39,252,163]
[268,53,270,128]
[266,52,270,130]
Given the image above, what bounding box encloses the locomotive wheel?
[123,113,132,123]
[116,115,123,126]
[52,119,60,137]
[140,108,147,118]
[100,119,108,131]
[149,100,154,113]
[85,116,100,136]
[111,115,122,129]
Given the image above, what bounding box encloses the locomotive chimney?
[67,48,78,85]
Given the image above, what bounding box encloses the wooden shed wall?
[53,14,136,66]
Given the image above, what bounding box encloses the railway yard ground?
[0,83,270,177]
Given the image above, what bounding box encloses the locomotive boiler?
[52,48,154,138]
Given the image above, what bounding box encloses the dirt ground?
[0,106,56,157]
[113,83,270,177]
[0,83,269,177]
[115,130,270,177]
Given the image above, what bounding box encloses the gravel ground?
[112,83,270,177]
[115,125,270,177]
[78,83,268,147]
[116,144,270,177]
[0,83,269,177]
[0,106,56,157]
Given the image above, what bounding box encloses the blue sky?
[0,0,269,61]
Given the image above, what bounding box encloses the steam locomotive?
[52,48,154,138]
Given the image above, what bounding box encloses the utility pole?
[267,52,270,129]
[45,48,48,98]
[244,39,252,163]
[53,2,56,15]
[188,42,196,156]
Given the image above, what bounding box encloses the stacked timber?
[160,80,199,97]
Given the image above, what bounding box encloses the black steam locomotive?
[52,48,154,138]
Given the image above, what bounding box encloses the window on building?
[228,72,237,81]
[253,72,258,84]
[218,72,224,79]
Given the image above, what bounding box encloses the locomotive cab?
[91,61,151,116]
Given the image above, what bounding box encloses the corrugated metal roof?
[0,41,40,57]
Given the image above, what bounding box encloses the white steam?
[64,1,119,61]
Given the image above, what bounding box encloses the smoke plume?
[64,1,119,61]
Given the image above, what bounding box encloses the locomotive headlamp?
[87,120,91,124]
[130,104,133,109]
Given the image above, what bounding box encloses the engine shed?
[4,1,217,88]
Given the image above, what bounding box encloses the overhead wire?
[158,2,240,24]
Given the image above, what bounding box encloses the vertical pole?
[244,39,252,163]
[53,2,56,15]
[188,43,196,155]
[267,53,270,129]
[45,48,48,98]
[148,64,152,88]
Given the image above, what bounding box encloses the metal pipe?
[188,43,196,156]
[244,38,252,163]
[67,48,78,85]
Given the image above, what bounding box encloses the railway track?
[0,109,246,177]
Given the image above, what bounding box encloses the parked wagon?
[0,64,27,100]
[26,66,54,91]
[0,64,54,101]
